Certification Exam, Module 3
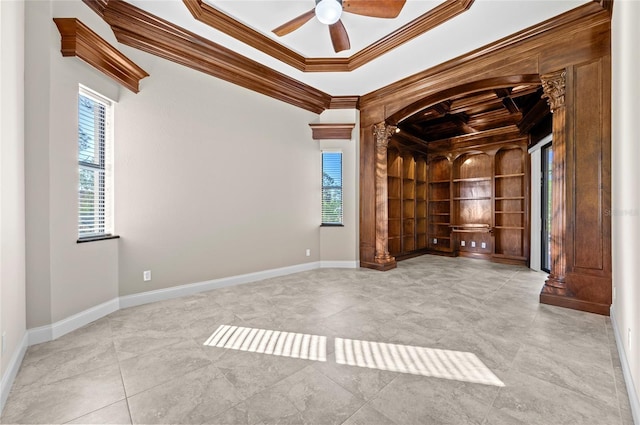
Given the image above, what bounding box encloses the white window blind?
[78,87,114,239]
[322,151,343,225]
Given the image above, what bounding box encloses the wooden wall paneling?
[360,108,386,269]
[564,57,612,314]
[360,3,609,115]
[53,17,148,93]
[356,0,611,316]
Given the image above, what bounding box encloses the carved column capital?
[373,122,397,148]
[541,70,566,113]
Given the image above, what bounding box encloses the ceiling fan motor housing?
[315,0,343,25]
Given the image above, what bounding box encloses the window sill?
[321,223,344,227]
[77,234,120,243]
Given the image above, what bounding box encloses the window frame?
[321,150,344,227]
[77,85,117,243]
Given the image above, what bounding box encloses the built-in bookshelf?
[452,152,493,258]
[427,156,452,253]
[387,148,428,258]
[494,147,527,262]
[424,140,529,265]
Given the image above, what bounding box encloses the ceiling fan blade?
[272,9,316,36]
[329,20,350,53]
[342,0,406,18]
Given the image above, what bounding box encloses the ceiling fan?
[272,0,407,53]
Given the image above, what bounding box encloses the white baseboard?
[28,298,120,346]
[320,261,358,268]
[120,261,322,309]
[1,332,28,414]
[610,307,640,425]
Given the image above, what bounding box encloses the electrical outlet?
[306,249,311,257]
[471,241,476,248]
[481,242,486,249]
[460,240,465,247]
[143,270,152,281]
[433,238,437,244]
[2,332,6,354]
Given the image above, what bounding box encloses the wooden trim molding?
[360,2,610,109]
[540,69,571,297]
[309,123,355,140]
[329,96,360,110]
[182,0,474,73]
[83,0,332,114]
[53,17,148,93]
[372,122,397,270]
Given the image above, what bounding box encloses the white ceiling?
[126,0,590,96]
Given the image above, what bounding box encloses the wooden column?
[372,122,397,270]
[540,70,572,297]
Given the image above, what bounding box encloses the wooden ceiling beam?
[518,96,550,134]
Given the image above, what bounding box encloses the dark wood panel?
[573,60,604,270]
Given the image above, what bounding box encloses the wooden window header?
[53,18,149,93]
[309,123,356,140]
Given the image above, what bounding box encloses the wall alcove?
[358,1,612,315]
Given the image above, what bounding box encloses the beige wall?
[114,51,322,296]
[317,110,360,264]
[612,0,640,418]
[1,0,26,382]
[24,0,352,308]
[25,0,120,327]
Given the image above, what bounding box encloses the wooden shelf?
[453,177,491,182]
[495,211,525,214]
[429,180,450,184]
[495,173,525,178]
[495,196,525,200]
[494,226,525,230]
[454,197,491,201]
[429,199,451,202]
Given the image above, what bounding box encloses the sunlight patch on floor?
[204,325,327,361]
[335,337,505,387]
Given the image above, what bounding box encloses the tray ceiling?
[124,0,590,95]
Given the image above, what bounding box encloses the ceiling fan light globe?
[315,0,342,25]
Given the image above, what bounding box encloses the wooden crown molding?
[309,123,355,140]
[182,0,474,73]
[53,17,148,93]
[329,96,360,110]
[87,0,333,114]
[360,1,610,109]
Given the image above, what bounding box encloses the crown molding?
[360,1,610,109]
[53,17,149,93]
[86,0,332,114]
[309,123,355,140]
[329,96,359,109]
[182,0,475,73]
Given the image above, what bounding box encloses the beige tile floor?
[1,255,634,424]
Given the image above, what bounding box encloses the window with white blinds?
[322,151,343,225]
[78,87,114,239]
